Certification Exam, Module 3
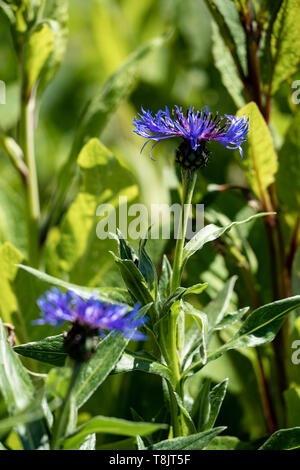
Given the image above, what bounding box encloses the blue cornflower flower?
[133,105,249,169]
[36,288,146,341]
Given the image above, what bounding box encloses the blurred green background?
[1,0,299,447]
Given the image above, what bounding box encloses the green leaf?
[284,387,300,428]
[207,435,253,450]
[0,243,24,331]
[180,301,208,366]
[183,212,271,264]
[45,366,77,436]
[269,0,300,94]
[277,111,300,224]
[0,143,28,231]
[79,434,96,450]
[71,34,169,158]
[23,23,55,96]
[46,138,138,287]
[192,378,211,431]
[14,334,66,367]
[73,332,130,408]
[236,102,278,204]
[62,416,167,450]
[205,379,228,430]
[158,283,208,320]
[147,427,226,450]
[17,264,133,304]
[231,296,300,348]
[112,351,175,387]
[213,307,249,330]
[184,296,300,376]
[39,0,69,92]
[138,237,158,298]
[158,255,173,299]
[114,229,138,262]
[0,319,48,449]
[211,296,300,362]
[51,34,169,224]
[204,276,238,330]
[113,256,157,321]
[0,1,15,25]
[204,0,246,79]
[259,427,300,450]
[212,22,245,108]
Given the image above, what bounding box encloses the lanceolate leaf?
[17,264,133,305]
[79,434,96,450]
[269,0,300,94]
[39,0,69,92]
[205,379,228,430]
[23,23,55,96]
[204,0,246,80]
[14,334,66,367]
[183,296,300,377]
[147,427,226,450]
[277,111,300,223]
[204,276,237,329]
[212,22,246,108]
[112,351,175,387]
[73,332,130,408]
[259,427,300,450]
[182,213,271,264]
[113,256,157,321]
[62,416,167,450]
[236,102,278,205]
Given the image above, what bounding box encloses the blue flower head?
[133,105,249,169]
[35,288,147,361]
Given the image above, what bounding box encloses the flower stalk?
[19,80,40,267]
[171,169,197,291]
[50,361,82,450]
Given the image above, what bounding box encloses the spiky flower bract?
[133,105,249,170]
[35,288,146,361]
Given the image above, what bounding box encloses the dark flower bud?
[175,140,211,171]
[63,322,99,363]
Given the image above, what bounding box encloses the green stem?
[19,87,40,267]
[171,169,197,291]
[162,168,197,437]
[50,361,82,450]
